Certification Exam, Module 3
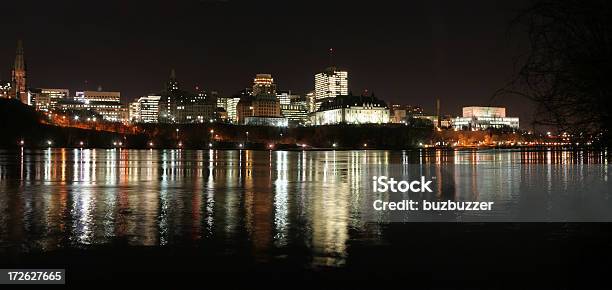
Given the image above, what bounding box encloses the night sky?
[1,0,533,124]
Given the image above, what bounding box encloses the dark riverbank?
[1,98,431,149]
[2,223,610,289]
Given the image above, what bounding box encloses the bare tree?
[505,0,612,145]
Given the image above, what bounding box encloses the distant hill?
[0,99,148,148]
[0,99,45,147]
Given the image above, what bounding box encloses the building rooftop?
[317,94,388,112]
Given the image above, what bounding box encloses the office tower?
[252,74,276,96]
[314,67,348,111]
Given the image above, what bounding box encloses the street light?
[79,141,84,147]
[19,140,24,146]
[47,140,52,146]
[332,143,337,148]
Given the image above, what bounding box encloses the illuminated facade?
[244,116,288,127]
[281,103,309,126]
[216,96,241,123]
[236,95,282,125]
[88,101,127,122]
[314,67,348,111]
[452,106,519,130]
[29,88,70,112]
[311,94,390,125]
[306,91,316,113]
[130,95,161,123]
[276,90,291,105]
[129,101,140,123]
[78,90,121,103]
[57,99,127,123]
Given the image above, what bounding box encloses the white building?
[314,67,348,111]
[452,106,519,130]
[76,90,121,103]
[131,95,162,123]
[216,96,241,123]
[311,95,390,125]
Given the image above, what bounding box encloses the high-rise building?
[252,74,276,96]
[140,96,161,123]
[11,40,28,104]
[314,66,348,111]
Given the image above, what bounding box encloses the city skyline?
[1,0,531,122]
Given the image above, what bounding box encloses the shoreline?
[0,146,607,152]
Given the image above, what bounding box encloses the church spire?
[11,40,27,104]
[166,68,179,91]
[14,40,25,71]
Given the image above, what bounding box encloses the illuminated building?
[314,66,348,111]
[87,101,127,122]
[128,101,140,123]
[57,99,127,123]
[243,116,288,127]
[276,90,292,105]
[130,95,161,123]
[452,106,519,130]
[280,94,309,126]
[311,94,390,125]
[252,74,276,96]
[77,90,121,103]
[29,88,70,112]
[281,103,309,126]
[216,96,241,123]
[236,94,284,126]
[139,95,161,123]
[10,40,28,104]
[306,91,316,113]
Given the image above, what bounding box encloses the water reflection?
[0,149,609,266]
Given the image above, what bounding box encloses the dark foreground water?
[0,148,611,288]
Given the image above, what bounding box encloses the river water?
[0,148,610,286]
